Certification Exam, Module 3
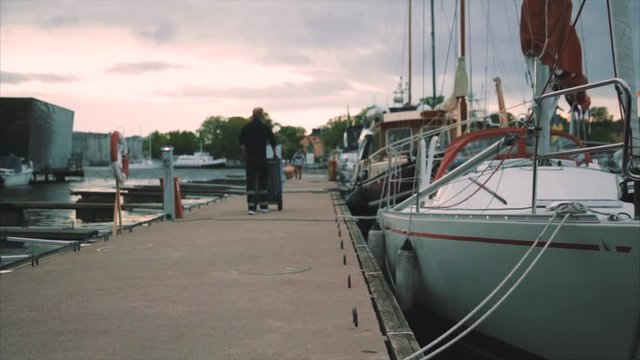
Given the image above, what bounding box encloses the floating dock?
[0,174,418,359]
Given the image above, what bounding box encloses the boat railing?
[366,117,480,167]
[536,77,638,181]
[392,134,519,211]
[390,78,637,213]
[377,118,484,209]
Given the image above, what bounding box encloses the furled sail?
[520,0,590,112]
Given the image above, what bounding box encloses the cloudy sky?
[1,0,638,136]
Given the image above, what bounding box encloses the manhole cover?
[231,266,312,276]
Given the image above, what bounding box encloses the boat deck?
[0,174,417,359]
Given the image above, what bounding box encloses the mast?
[431,0,436,103]
[407,0,412,105]
[494,77,508,127]
[611,0,640,219]
[458,0,467,123]
[453,0,469,137]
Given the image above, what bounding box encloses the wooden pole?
[117,182,123,233]
[112,183,118,236]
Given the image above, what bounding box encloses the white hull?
[173,158,226,168]
[0,169,32,186]
[381,209,640,359]
[378,159,640,359]
[173,152,226,168]
[128,160,160,169]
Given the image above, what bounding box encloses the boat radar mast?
[393,77,407,106]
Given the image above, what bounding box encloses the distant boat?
[0,155,33,186]
[128,158,160,169]
[174,152,226,168]
[129,133,160,169]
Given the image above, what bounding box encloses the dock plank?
[0,227,99,240]
[339,203,421,359]
[0,175,391,360]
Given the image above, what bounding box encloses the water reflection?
[0,166,243,228]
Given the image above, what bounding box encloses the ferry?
[173,152,226,168]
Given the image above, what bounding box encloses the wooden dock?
[0,174,418,359]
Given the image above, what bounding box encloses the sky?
[1,0,639,137]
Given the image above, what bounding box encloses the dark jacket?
[239,119,276,162]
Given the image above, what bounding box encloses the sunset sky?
[1,0,638,136]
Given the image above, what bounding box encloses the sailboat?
[375,1,640,359]
[129,134,160,169]
[346,0,468,217]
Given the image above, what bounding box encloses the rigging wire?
[482,1,490,116]
[424,140,516,209]
[481,156,507,211]
[509,0,530,103]
[605,0,618,78]
[534,0,588,100]
[422,0,426,104]
[605,0,627,128]
[439,0,458,99]
[579,13,588,78]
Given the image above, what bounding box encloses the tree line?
[144,105,621,162]
[143,109,368,162]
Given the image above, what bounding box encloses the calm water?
[0,165,245,204]
[0,166,245,267]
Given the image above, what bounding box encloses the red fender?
[110,132,120,162]
[174,176,184,219]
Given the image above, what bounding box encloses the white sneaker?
[248,210,255,215]
[260,208,269,213]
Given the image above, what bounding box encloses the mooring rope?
[405,201,587,360]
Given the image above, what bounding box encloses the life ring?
[110,131,129,184]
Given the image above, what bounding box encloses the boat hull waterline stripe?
[386,227,635,253]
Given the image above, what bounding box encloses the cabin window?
[386,128,412,154]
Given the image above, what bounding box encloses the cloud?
[106,61,184,75]
[0,71,79,84]
[138,22,176,42]
[159,79,353,100]
[41,14,79,28]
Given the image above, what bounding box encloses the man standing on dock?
[239,107,277,215]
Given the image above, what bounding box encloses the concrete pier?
[0,174,415,359]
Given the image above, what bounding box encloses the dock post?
[161,146,176,220]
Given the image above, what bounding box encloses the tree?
[166,130,198,155]
[588,120,616,143]
[590,106,610,122]
[420,95,445,110]
[275,125,306,160]
[198,115,249,160]
[320,115,350,153]
[198,116,227,156]
[146,131,169,159]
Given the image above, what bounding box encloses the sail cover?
[520,0,590,111]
